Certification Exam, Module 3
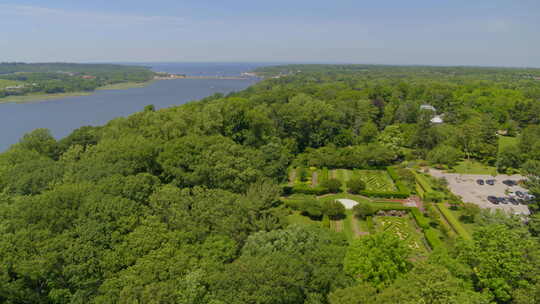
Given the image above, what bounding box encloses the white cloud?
[0,4,185,28]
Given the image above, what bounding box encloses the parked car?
[486,179,496,185]
[503,180,517,186]
[487,196,498,204]
[499,197,509,204]
[508,198,519,205]
[476,179,485,185]
[516,191,525,198]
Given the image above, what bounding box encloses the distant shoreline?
[0,81,155,104]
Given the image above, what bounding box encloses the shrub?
[411,208,430,230]
[321,178,342,193]
[291,184,329,195]
[297,167,309,182]
[353,202,375,219]
[424,228,442,249]
[322,200,346,220]
[282,185,293,195]
[322,215,330,228]
[459,203,481,223]
[358,190,409,199]
[366,216,375,233]
[299,199,323,219]
[347,177,366,194]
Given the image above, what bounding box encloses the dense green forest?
[1,64,540,303]
[0,63,154,98]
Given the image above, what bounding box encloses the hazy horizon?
[1,1,539,67]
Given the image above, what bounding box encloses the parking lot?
[428,169,530,215]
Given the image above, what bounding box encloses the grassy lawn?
[342,210,355,242]
[287,211,321,227]
[0,92,93,103]
[97,81,154,90]
[452,160,497,175]
[374,215,429,257]
[0,79,24,88]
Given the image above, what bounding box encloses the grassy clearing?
[0,92,93,103]
[0,79,24,88]
[97,81,154,90]
[498,136,518,153]
[452,160,497,175]
[287,211,321,227]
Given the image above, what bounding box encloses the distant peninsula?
[0,63,155,103]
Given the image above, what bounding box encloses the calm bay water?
[0,63,261,151]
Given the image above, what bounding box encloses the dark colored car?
[476,179,485,185]
[499,197,509,204]
[516,191,525,198]
[503,180,517,186]
[487,196,498,204]
[486,179,496,186]
[508,198,519,205]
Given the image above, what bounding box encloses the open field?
[97,81,154,90]
[0,92,93,103]
[0,79,24,88]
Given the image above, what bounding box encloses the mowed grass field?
[452,160,497,175]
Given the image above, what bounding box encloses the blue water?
[0,63,262,151]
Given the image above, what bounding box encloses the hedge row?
[386,167,411,195]
[436,203,471,240]
[411,208,430,229]
[413,171,434,192]
[366,216,375,233]
[424,228,443,249]
[286,184,330,195]
[358,190,409,199]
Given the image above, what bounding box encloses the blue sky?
[1,0,539,67]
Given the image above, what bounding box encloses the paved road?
[428,169,530,215]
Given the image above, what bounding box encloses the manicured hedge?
[424,228,443,249]
[366,216,375,233]
[411,208,430,229]
[413,171,434,192]
[386,167,411,195]
[291,184,330,195]
[437,203,471,240]
[371,202,413,211]
[358,190,409,198]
